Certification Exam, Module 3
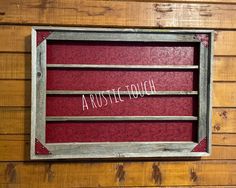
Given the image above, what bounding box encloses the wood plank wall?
[0,0,236,187]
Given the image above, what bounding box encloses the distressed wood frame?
[31,27,214,160]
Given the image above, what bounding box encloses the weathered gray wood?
[198,43,208,142]
[31,142,209,160]
[46,116,198,122]
[35,41,47,144]
[47,64,199,70]
[46,90,198,95]
[47,31,200,43]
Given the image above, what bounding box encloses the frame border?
[31,27,214,160]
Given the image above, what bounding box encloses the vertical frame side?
[207,32,214,154]
[198,43,208,144]
[35,40,47,145]
[31,28,37,159]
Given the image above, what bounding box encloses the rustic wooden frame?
[31,27,214,160]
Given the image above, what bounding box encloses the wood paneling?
[0,0,235,187]
[1,1,236,29]
[213,82,236,107]
[212,108,236,133]
[214,57,236,81]
[0,161,235,186]
[212,134,236,146]
[0,53,31,80]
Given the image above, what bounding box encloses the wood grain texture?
[107,0,236,3]
[0,80,30,107]
[0,53,31,80]
[212,134,236,146]
[214,57,236,81]
[1,1,236,29]
[1,26,236,56]
[0,0,236,186]
[213,108,236,133]
[0,161,235,186]
[213,82,236,107]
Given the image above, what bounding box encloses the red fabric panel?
[47,41,198,65]
[46,121,197,143]
[47,69,198,91]
[46,96,198,116]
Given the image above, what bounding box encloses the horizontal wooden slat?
[0,80,31,107]
[47,64,199,69]
[0,53,31,80]
[108,0,236,3]
[1,107,236,135]
[46,116,198,121]
[0,161,235,186]
[0,185,235,188]
[0,81,234,107]
[212,108,236,133]
[0,107,30,134]
[214,57,236,81]
[213,82,236,107]
[212,134,236,146]
[1,1,236,29]
[0,26,236,56]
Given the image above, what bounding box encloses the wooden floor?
[0,0,236,187]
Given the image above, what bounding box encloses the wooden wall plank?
[0,80,30,107]
[213,82,236,107]
[0,26,236,56]
[0,53,31,80]
[212,108,236,133]
[0,81,234,107]
[214,57,236,81]
[0,161,235,186]
[1,1,236,29]
[215,31,236,56]
[212,134,236,146]
[108,0,236,3]
[0,107,30,134]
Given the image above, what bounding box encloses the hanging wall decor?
[31,27,214,160]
